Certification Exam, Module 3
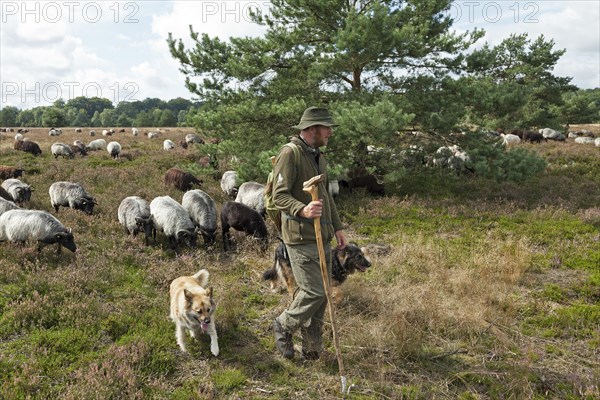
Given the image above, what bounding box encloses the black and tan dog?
[263,241,372,295]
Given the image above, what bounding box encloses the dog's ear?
[207,286,213,299]
[183,289,194,303]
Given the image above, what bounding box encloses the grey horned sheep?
[49,181,97,215]
[1,178,32,204]
[150,196,197,252]
[0,209,77,253]
[181,189,217,245]
[118,196,154,245]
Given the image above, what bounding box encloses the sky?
[0,0,598,110]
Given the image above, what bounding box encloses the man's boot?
[273,318,294,359]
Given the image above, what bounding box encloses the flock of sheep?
[0,127,281,256]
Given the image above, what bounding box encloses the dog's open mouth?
[200,321,209,332]
[356,265,368,272]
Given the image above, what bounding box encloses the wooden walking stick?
[303,174,348,394]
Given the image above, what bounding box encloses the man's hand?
[301,199,323,219]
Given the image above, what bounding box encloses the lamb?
[14,139,42,156]
[1,179,32,204]
[164,168,202,192]
[163,139,175,150]
[49,181,97,215]
[86,138,106,151]
[149,196,197,252]
[0,197,20,216]
[51,143,75,159]
[0,209,76,253]
[235,182,266,217]
[117,196,154,245]
[185,133,204,145]
[220,201,268,252]
[0,166,24,180]
[107,141,122,159]
[220,170,239,197]
[182,189,218,245]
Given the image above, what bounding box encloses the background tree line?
[0,97,202,129]
[163,0,599,183]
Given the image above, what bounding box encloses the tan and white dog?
[169,269,219,356]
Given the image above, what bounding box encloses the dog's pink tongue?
[201,322,209,332]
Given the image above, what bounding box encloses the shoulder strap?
[283,142,301,166]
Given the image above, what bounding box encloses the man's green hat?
[292,107,338,130]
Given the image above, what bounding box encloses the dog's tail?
[262,266,277,281]
[192,269,209,287]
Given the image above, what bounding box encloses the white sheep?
[86,138,106,151]
[0,197,20,216]
[500,133,521,146]
[235,182,266,217]
[48,129,61,136]
[132,128,139,136]
[89,130,96,136]
[147,131,159,139]
[163,139,175,150]
[107,141,122,159]
[185,134,203,145]
[595,138,600,147]
[220,170,239,197]
[117,196,154,244]
[0,209,76,253]
[328,179,340,198]
[49,181,97,215]
[150,196,197,252]
[14,133,23,141]
[182,189,217,245]
[574,137,595,145]
[51,143,74,159]
[1,178,32,204]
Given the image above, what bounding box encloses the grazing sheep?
[522,130,545,143]
[328,179,340,198]
[182,189,218,245]
[220,170,239,197]
[89,130,96,136]
[102,129,112,136]
[574,137,595,145]
[163,139,175,150]
[235,182,266,217]
[149,196,197,252]
[107,141,122,158]
[220,201,268,252]
[0,209,76,253]
[51,143,75,159]
[75,128,82,133]
[86,138,107,151]
[147,131,159,139]
[14,133,23,141]
[595,138,600,147]
[118,196,154,245]
[500,133,521,146]
[164,168,202,192]
[48,129,61,136]
[14,140,42,156]
[0,166,24,180]
[71,140,88,156]
[49,181,97,215]
[178,140,188,149]
[185,133,204,145]
[132,128,139,136]
[348,175,385,196]
[0,197,20,216]
[1,179,32,204]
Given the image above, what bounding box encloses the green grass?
[0,128,599,399]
